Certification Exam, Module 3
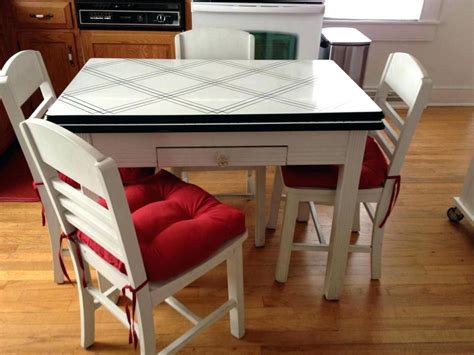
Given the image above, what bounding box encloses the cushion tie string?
[32,181,46,226]
[379,175,401,228]
[58,231,87,288]
[121,280,149,349]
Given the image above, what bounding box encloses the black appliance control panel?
[76,1,184,31]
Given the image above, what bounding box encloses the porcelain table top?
[46,58,384,132]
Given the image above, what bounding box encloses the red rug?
[0,143,39,202]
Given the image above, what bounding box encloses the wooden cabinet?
[2,0,182,156]
[81,31,178,61]
[17,31,79,94]
[12,0,80,96]
[12,0,74,29]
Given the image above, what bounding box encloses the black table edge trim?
[55,122,386,133]
[46,111,385,126]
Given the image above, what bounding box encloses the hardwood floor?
[0,107,473,353]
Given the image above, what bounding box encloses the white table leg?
[255,167,266,247]
[267,166,283,230]
[324,131,367,300]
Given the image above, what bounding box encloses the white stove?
[191,0,325,60]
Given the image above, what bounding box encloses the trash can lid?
[322,27,372,45]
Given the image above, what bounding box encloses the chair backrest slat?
[373,130,394,160]
[51,179,113,226]
[58,196,113,236]
[63,213,124,261]
[175,28,255,60]
[57,194,121,256]
[21,119,148,287]
[382,118,399,146]
[379,100,404,131]
[373,52,432,177]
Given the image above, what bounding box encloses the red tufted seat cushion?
[58,167,155,188]
[76,170,246,282]
[282,136,389,189]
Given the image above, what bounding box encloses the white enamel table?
[46,58,384,300]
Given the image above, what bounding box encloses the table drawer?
[157,146,288,167]
[13,1,73,29]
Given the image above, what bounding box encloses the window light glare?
[324,0,424,20]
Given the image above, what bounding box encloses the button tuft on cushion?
[77,170,245,282]
[282,136,389,189]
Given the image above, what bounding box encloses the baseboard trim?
[364,86,474,107]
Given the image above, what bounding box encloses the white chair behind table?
[174,28,265,225]
[175,27,255,60]
[268,52,432,283]
[0,50,65,283]
[20,118,247,354]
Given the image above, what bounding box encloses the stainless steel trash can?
[319,27,371,87]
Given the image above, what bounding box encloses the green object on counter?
[250,32,297,60]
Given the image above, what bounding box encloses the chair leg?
[79,287,95,349]
[267,167,283,230]
[352,203,361,232]
[297,202,310,222]
[170,167,184,180]
[246,170,255,196]
[68,241,95,348]
[370,224,384,280]
[275,191,300,283]
[135,292,157,355]
[227,246,245,339]
[255,167,266,247]
[371,189,392,280]
[181,171,189,183]
[40,190,64,284]
[47,219,64,284]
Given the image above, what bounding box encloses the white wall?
[362,0,473,105]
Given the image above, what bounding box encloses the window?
[322,0,442,41]
[325,0,425,21]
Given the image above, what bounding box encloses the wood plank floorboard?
[0,107,473,353]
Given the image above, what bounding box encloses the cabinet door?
[17,31,79,95]
[81,31,178,61]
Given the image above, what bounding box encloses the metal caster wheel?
[447,207,464,223]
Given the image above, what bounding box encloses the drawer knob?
[216,153,229,167]
[29,13,54,20]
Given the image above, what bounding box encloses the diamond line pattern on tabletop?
[47,58,382,126]
[54,59,325,116]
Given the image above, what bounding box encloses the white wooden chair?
[174,28,265,204]
[175,27,255,60]
[0,50,155,284]
[20,118,247,354]
[0,50,65,283]
[268,52,432,282]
